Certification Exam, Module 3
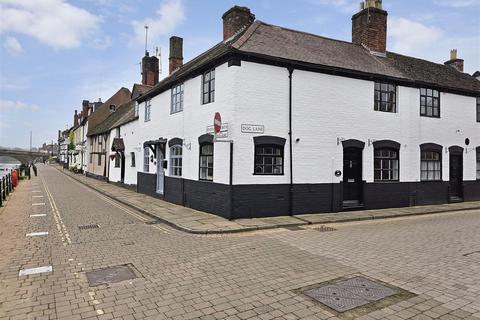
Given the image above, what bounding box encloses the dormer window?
[374,81,397,113]
[134,101,139,117]
[109,104,116,112]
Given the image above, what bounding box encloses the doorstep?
[53,165,480,234]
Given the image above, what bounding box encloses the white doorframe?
[156,145,164,194]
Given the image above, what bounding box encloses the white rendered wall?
[231,61,479,185]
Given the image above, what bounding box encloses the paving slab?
[53,165,480,234]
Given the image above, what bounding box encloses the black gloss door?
[343,147,363,206]
[120,152,125,183]
[449,154,463,199]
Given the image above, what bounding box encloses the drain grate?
[78,224,100,230]
[312,225,337,232]
[86,265,137,287]
[303,276,399,313]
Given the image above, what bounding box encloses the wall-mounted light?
[336,137,345,146]
[183,142,192,151]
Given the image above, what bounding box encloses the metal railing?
[0,171,15,207]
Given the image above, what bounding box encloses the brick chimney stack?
[444,49,464,73]
[222,6,255,41]
[82,100,89,119]
[74,110,79,127]
[352,0,387,53]
[169,36,183,74]
[142,51,159,86]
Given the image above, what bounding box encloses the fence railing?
[0,171,15,207]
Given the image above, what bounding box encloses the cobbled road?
[1,165,479,320]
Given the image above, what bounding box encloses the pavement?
[1,164,480,320]
[53,164,480,234]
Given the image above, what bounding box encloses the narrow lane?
[1,165,479,319]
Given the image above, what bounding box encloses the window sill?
[199,179,213,182]
[253,173,285,176]
[170,110,183,115]
[373,109,397,114]
[373,180,400,183]
[420,115,441,119]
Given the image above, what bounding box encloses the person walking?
[26,163,31,180]
[32,163,37,177]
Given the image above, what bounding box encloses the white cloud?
[0,100,40,112]
[389,17,443,53]
[0,0,101,49]
[433,0,480,7]
[3,36,23,55]
[131,0,185,45]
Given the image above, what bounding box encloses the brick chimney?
[142,51,159,86]
[74,110,79,127]
[444,49,464,73]
[222,6,255,41]
[82,100,89,117]
[352,0,388,53]
[169,36,183,74]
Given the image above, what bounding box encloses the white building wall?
[131,62,238,186]
[230,61,479,185]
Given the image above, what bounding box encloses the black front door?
[120,152,125,182]
[343,147,363,206]
[449,154,463,199]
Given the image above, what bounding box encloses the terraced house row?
[59,1,480,219]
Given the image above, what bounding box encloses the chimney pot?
[169,36,184,74]
[222,6,255,41]
[444,49,464,72]
[352,1,388,53]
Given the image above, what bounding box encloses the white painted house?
[110,2,480,219]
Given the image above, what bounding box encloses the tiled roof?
[138,20,479,102]
[88,100,136,136]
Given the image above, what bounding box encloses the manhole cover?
[78,224,100,230]
[284,225,305,231]
[303,276,399,313]
[86,265,137,286]
[312,225,337,232]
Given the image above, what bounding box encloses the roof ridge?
[256,20,363,47]
[232,20,262,49]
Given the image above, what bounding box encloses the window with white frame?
[144,100,151,122]
[374,148,399,181]
[143,147,149,172]
[421,150,441,181]
[171,83,184,114]
[170,145,182,177]
[134,101,139,117]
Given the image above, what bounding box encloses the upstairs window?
[144,100,151,122]
[202,69,215,104]
[109,104,116,112]
[374,149,399,181]
[374,82,397,113]
[171,83,184,114]
[143,147,149,172]
[134,101,139,117]
[420,88,440,118]
[170,145,182,177]
[421,151,441,181]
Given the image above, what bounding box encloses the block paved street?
[1,164,480,320]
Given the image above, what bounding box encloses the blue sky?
[0,0,479,149]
